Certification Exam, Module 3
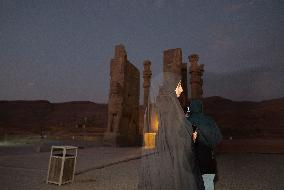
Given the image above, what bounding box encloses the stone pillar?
[143,60,152,108]
[189,54,204,99]
[106,45,125,135]
[163,48,189,108]
[180,63,188,108]
[163,48,182,76]
[104,44,141,146]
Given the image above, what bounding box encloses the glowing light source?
[143,105,159,149]
[144,132,156,149]
[151,111,159,132]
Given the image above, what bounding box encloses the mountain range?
[0,96,283,139]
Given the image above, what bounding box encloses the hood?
[189,99,203,113]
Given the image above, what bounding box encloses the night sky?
[1,0,284,103]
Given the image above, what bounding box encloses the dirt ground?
[0,141,283,190]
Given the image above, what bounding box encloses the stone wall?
[143,60,152,108]
[104,45,141,146]
[189,54,204,99]
[163,48,182,75]
[163,48,188,109]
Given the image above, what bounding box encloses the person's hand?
[192,131,198,143]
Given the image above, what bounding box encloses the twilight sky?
[1,0,284,103]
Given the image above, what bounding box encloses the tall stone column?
[143,60,152,108]
[163,48,182,76]
[180,63,188,108]
[104,44,141,146]
[189,54,204,99]
[163,48,189,108]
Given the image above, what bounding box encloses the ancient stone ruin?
[163,48,189,109]
[163,49,204,102]
[189,54,204,99]
[163,48,182,74]
[180,62,189,108]
[143,60,152,108]
[105,45,205,147]
[104,45,141,146]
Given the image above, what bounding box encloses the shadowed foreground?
[0,145,283,190]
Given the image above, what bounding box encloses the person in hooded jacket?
[185,99,223,190]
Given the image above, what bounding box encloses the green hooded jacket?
[186,99,222,148]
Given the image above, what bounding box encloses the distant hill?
[0,97,283,138]
[0,100,107,137]
[202,96,284,138]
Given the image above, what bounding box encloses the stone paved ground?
[0,144,283,190]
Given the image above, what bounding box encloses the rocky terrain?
[0,146,283,190]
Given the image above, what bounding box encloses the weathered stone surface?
[163,48,188,108]
[180,63,189,108]
[143,60,152,108]
[189,54,204,99]
[104,45,141,146]
[163,48,182,75]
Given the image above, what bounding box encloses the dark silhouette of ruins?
[103,45,141,146]
[189,54,204,99]
[163,48,190,109]
[143,60,152,108]
[104,44,204,146]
